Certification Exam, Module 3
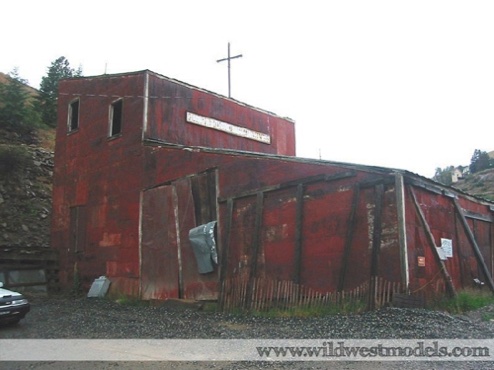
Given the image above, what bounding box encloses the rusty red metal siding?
[262,188,298,281]
[53,72,146,293]
[52,70,494,304]
[404,185,494,298]
[144,146,403,295]
[145,72,295,155]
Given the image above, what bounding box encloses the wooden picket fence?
[220,275,403,312]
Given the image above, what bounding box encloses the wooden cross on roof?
[217,42,243,98]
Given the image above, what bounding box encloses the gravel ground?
[1,294,494,369]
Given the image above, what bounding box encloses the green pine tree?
[470,149,491,174]
[38,56,82,127]
[0,68,39,135]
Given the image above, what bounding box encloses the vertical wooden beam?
[138,191,143,298]
[338,185,360,292]
[208,170,218,221]
[246,192,264,309]
[409,187,457,297]
[294,184,305,285]
[190,176,202,225]
[395,173,410,292]
[369,184,384,310]
[453,198,494,292]
[171,185,184,299]
[219,198,234,310]
[370,184,384,277]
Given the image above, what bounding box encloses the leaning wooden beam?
[338,185,360,292]
[452,198,494,293]
[395,173,410,292]
[409,187,457,297]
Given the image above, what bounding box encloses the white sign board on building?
[186,112,271,144]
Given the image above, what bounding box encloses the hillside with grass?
[0,126,55,248]
[453,168,494,201]
[451,150,494,201]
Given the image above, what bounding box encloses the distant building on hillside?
[451,166,468,183]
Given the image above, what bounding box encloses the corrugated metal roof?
[144,138,494,206]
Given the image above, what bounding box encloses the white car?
[0,282,30,326]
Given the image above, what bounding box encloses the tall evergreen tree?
[38,56,82,127]
[433,165,454,185]
[469,149,491,174]
[0,68,38,134]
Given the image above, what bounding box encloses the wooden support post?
[171,185,184,299]
[395,173,410,292]
[219,198,234,309]
[245,192,264,309]
[409,187,457,297]
[369,184,384,310]
[294,184,305,285]
[453,198,494,293]
[338,185,360,292]
[370,184,384,277]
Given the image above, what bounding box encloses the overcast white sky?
[2,1,493,178]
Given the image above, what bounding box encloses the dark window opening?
[190,170,217,226]
[109,99,123,137]
[188,170,219,274]
[68,99,80,131]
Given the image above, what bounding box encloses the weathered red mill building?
[52,70,494,307]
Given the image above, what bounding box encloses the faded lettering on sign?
[186,112,271,144]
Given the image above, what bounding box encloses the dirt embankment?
[0,128,54,248]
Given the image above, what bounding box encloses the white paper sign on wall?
[441,238,453,258]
